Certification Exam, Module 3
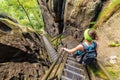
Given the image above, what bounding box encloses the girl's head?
[84,28,98,42]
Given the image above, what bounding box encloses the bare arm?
[63,44,83,53]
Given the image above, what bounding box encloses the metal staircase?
[42,35,58,62]
[41,35,89,80]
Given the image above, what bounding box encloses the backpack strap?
[79,41,97,64]
[82,41,97,51]
[92,41,97,49]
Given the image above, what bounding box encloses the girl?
[62,28,98,65]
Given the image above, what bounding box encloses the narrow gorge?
[0,0,120,79]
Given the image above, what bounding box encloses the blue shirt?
[76,41,96,56]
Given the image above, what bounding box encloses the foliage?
[108,41,120,47]
[0,0,44,33]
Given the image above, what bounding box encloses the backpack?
[80,41,97,65]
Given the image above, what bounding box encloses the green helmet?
[84,28,93,41]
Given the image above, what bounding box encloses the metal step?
[51,54,57,60]
[61,75,72,80]
[63,69,85,79]
[42,35,57,62]
[51,53,57,58]
[67,59,83,66]
[67,57,76,61]
[68,54,74,57]
[65,63,84,72]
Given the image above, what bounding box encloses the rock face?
[0,13,18,23]
[65,0,102,27]
[96,4,120,79]
[64,0,102,41]
[0,62,44,80]
[38,0,102,41]
[0,19,41,59]
[37,0,59,37]
[0,18,49,79]
[37,0,66,36]
[97,9,120,65]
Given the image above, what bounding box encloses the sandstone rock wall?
[38,0,102,41]
[64,0,102,41]
[37,0,59,37]
[0,18,49,79]
[97,9,120,60]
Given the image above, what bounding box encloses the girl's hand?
[61,47,65,51]
[62,48,69,52]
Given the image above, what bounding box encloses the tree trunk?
[17,0,34,28]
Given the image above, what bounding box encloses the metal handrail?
[41,50,64,80]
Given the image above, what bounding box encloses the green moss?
[94,0,120,28]
[51,35,64,47]
[106,67,119,80]
[108,41,120,47]
[99,0,120,19]
[76,0,83,7]
[90,66,108,79]
[94,69,108,79]
[89,22,96,25]
[45,33,49,39]
[44,32,60,47]
[52,38,59,46]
